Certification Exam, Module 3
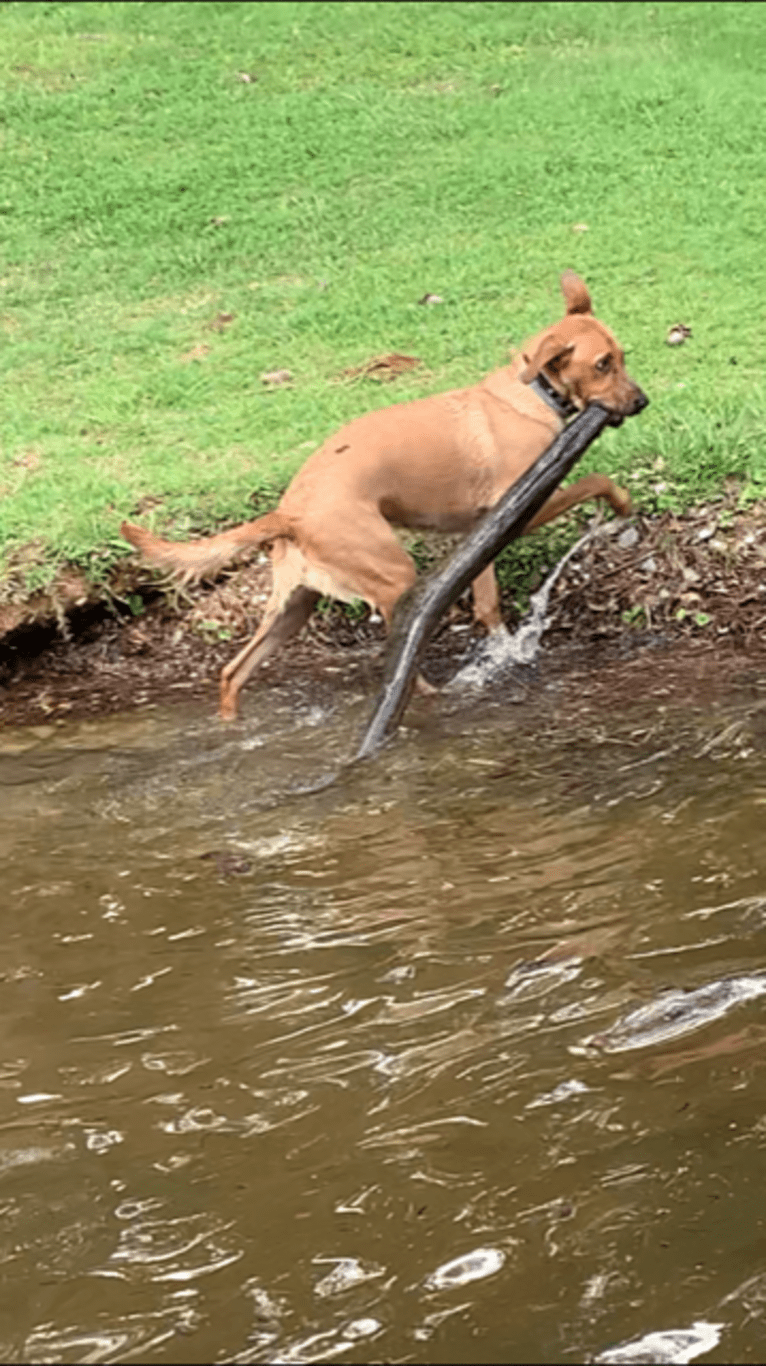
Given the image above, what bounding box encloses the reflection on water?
[595,1320,724,1365]
[1,679,766,1363]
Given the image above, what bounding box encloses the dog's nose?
[632,388,649,413]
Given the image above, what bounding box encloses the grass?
[1,0,765,604]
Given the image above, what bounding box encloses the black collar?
[530,371,578,421]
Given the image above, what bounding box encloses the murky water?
[2,663,766,1364]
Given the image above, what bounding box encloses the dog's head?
[520,272,647,425]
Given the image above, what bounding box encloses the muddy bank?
[1,496,764,729]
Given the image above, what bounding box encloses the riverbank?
[2,487,762,729]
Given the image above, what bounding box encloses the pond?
[1,653,765,1363]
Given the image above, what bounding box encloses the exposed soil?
[1,495,764,730]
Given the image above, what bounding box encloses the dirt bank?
[1,495,764,730]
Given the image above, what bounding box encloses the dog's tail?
[120,511,295,582]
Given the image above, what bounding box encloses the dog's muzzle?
[607,387,649,427]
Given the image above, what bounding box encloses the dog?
[122,272,647,719]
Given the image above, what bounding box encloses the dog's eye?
[596,355,612,373]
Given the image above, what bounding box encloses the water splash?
[448,525,602,691]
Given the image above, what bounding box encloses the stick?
[355,403,616,761]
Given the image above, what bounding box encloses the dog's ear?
[520,333,575,384]
[560,271,592,315]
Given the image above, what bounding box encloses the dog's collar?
[530,371,578,421]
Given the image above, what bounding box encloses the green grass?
[1,0,765,599]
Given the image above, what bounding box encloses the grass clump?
[1,0,765,605]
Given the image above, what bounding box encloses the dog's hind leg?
[219,585,320,720]
[301,513,440,698]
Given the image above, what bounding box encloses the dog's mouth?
[599,388,649,427]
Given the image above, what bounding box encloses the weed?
[315,596,369,622]
[194,619,233,642]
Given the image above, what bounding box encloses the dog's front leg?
[470,562,504,633]
[523,474,631,532]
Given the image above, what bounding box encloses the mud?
[1,496,764,729]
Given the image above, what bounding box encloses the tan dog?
[122,272,646,719]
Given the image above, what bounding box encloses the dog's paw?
[219,696,239,722]
[614,486,633,518]
[413,673,438,699]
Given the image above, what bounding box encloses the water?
[1,652,766,1364]
[448,525,603,687]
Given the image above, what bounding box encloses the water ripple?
[595,1320,724,1364]
[576,974,766,1054]
[424,1246,506,1291]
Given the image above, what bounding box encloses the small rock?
[617,526,640,549]
[572,223,589,233]
[640,556,657,574]
[418,293,443,305]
